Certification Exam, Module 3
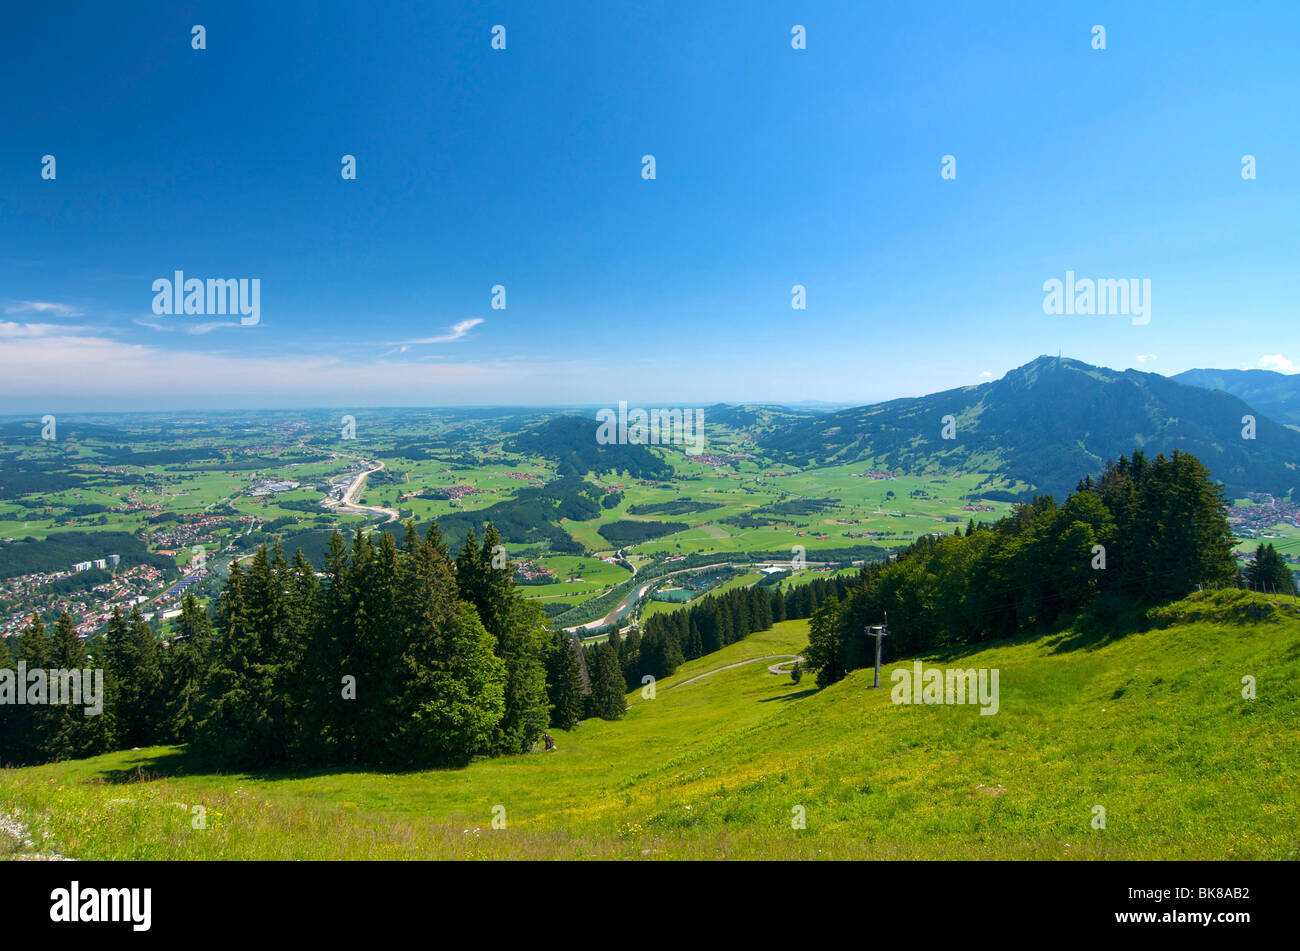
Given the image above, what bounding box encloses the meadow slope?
[2,590,1296,860]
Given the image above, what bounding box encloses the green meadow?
[520,555,631,601]
[3,590,1295,860]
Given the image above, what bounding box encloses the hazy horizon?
[0,354,1289,415]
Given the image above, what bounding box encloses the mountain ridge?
[751,355,1299,499]
[1172,367,1300,428]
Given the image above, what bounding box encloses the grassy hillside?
[2,590,1297,860]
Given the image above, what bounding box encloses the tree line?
[1,523,579,768]
[0,516,858,767]
[803,450,1256,687]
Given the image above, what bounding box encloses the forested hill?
[505,416,674,479]
[756,356,1300,499]
[1173,367,1300,428]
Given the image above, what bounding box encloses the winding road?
[326,458,400,523]
[670,654,805,688]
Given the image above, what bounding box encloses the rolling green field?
[518,555,630,601]
[0,411,1035,633]
[3,589,1295,860]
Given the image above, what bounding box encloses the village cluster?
[1,563,168,639]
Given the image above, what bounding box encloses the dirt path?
[671,654,804,688]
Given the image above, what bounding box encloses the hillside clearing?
[2,592,1296,860]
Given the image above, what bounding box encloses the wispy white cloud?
[5,300,82,317]
[1250,354,1299,374]
[188,321,241,335]
[1135,353,1157,363]
[403,318,484,345]
[979,370,993,378]
[132,317,172,332]
[0,320,93,338]
[0,319,579,408]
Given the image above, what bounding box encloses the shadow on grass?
[757,688,818,703]
[890,600,1159,667]
[93,745,481,785]
[1044,604,1155,655]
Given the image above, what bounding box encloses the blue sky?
[2,0,1298,410]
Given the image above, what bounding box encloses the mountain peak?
[757,356,1300,499]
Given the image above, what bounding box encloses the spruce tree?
[0,634,13,764]
[354,531,401,763]
[397,604,506,765]
[394,527,506,764]
[457,524,550,755]
[620,626,642,690]
[105,607,163,749]
[544,629,584,730]
[9,618,52,763]
[43,612,108,761]
[1247,542,1298,596]
[284,548,323,760]
[492,595,551,754]
[771,586,786,623]
[301,530,350,765]
[806,596,845,688]
[587,640,626,720]
[162,592,213,744]
[193,558,269,765]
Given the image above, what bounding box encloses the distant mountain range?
[750,356,1299,500]
[1172,368,1300,428]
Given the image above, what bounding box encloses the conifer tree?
[455,524,550,755]
[491,595,551,754]
[620,626,642,690]
[0,634,13,763]
[42,612,108,760]
[771,585,786,623]
[162,592,213,744]
[544,629,584,730]
[301,530,350,764]
[806,596,845,688]
[194,557,273,765]
[397,603,506,764]
[354,531,401,762]
[1247,542,1298,596]
[104,607,162,749]
[393,526,506,764]
[6,618,52,763]
[587,640,626,720]
[283,548,322,759]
